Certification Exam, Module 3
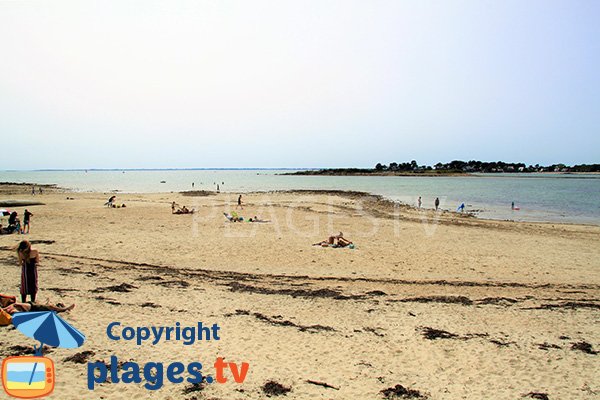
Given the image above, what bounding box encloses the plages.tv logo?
[1,311,85,399]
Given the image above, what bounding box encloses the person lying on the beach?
[174,206,195,214]
[313,232,353,248]
[224,212,244,222]
[3,301,75,315]
[249,216,270,223]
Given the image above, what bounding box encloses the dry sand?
[0,185,599,399]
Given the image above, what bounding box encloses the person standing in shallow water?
[17,240,39,303]
[417,196,422,209]
[435,197,440,210]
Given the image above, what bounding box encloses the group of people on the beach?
[1,240,75,325]
[171,202,195,214]
[417,196,519,213]
[0,210,33,235]
[223,212,269,223]
[416,196,441,210]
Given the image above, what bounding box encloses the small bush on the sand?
[262,380,291,396]
[381,384,426,399]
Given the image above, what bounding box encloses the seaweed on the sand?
[140,302,161,308]
[91,283,138,293]
[571,341,598,355]
[523,392,550,400]
[420,327,459,340]
[537,342,562,351]
[380,384,426,398]
[182,382,206,394]
[397,296,473,305]
[230,309,334,333]
[262,380,291,396]
[228,282,361,300]
[64,351,95,364]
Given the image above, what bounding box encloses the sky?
[0,0,598,169]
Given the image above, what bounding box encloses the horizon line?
[1,168,318,172]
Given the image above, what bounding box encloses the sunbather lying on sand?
[3,301,75,314]
[313,232,353,248]
[249,216,270,223]
[224,212,243,222]
[174,206,195,214]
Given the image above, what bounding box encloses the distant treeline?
[288,161,600,175]
[377,160,600,173]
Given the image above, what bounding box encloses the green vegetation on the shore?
[286,161,600,175]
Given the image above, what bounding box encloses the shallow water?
[1,170,599,225]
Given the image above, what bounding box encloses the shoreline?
[1,183,599,227]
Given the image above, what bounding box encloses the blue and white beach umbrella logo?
[11,311,86,352]
[2,311,85,398]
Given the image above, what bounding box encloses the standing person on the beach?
[435,197,440,210]
[457,203,465,212]
[192,182,195,188]
[237,195,243,209]
[23,209,33,234]
[511,201,515,210]
[217,184,220,193]
[31,186,35,196]
[17,240,39,303]
[417,196,422,208]
[39,187,43,195]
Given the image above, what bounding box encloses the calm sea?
[1,170,599,225]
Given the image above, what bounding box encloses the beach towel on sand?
[0,308,12,326]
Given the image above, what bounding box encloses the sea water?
[1,170,599,225]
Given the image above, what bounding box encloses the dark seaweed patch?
[64,351,95,364]
[262,381,291,396]
[228,282,361,300]
[91,283,138,293]
[537,342,562,351]
[231,310,334,333]
[571,341,598,355]
[396,296,473,305]
[420,327,459,340]
[381,384,426,398]
[523,393,550,400]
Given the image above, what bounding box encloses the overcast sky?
[0,0,598,169]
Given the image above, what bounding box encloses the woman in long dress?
[17,240,39,303]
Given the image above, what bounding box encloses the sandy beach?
[1,185,599,399]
